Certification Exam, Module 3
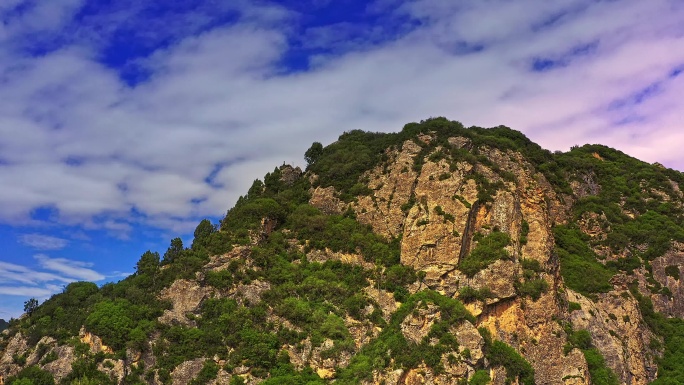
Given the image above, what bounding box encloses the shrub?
[469,370,491,385]
[487,340,535,385]
[554,226,613,296]
[458,286,493,303]
[568,302,582,312]
[516,279,549,301]
[665,265,680,280]
[5,366,55,385]
[460,231,511,277]
[583,349,619,385]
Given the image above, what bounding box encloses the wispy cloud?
[34,254,105,281]
[0,256,104,298]
[0,285,56,297]
[18,233,69,250]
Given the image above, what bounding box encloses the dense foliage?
[553,226,614,297]
[459,231,511,277]
[337,290,475,383]
[478,328,535,385]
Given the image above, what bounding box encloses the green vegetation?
[458,286,493,303]
[0,318,8,332]
[560,325,618,385]
[519,220,530,245]
[515,258,549,301]
[583,349,619,385]
[5,366,55,385]
[665,265,680,280]
[286,204,400,266]
[554,144,684,263]
[460,231,511,277]
[337,290,474,383]
[305,117,567,203]
[468,370,491,385]
[628,285,684,384]
[554,225,613,297]
[478,328,535,385]
[188,361,219,385]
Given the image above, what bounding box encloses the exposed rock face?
[361,318,486,385]
[42,345,77,382]
[400,303,441,344]
[0,333,28,382]
[80,326,114,354]
[171,358,206,385]
[355,140,422,239]
[650,242,684,317]
[306,248,374,270]
[159,279,215,326]
[568,290,659,384]
[309,186,346,215]
[279,165,302,186]
[287,338,352,378]
[349,140,587,384]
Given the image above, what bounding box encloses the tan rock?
[650,242,684,317]
[80,326,114,354]
[309,186,346,215]
[171,358,206,385]
[0,332,28,381]
[568,290,659,384]
[159,279,215,326]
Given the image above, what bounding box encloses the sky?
[0,0,683,319]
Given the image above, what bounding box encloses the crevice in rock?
[477,295,518,323]
[513,197,523,260]
[458,200,481,265]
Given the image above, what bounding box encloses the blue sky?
[1,0,684,319]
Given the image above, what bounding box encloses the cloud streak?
[18,234,69,250]
[34,254,105,281]
[0,254,109,318]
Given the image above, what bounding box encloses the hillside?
[1,117,683,385]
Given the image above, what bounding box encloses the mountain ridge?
[1,117,683,385]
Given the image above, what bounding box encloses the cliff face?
[1,118,683,385]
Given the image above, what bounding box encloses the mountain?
[0,320,8,333]
[1,117,683,385]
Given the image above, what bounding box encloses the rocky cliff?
[1,118,683,385]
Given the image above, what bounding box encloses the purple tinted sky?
[1,0,683,318]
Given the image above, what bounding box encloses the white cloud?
[34,254,105,281]
[0,0,682,238]
[0,255,106,319]
[0,286,55,297]
[18,234,69,250]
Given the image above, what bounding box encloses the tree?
[11,379,35,385]
[6,366,55,385]
[304,142,323,166]
[193,219,216,249]
[163,238,184,264]
[135,251,160,288]
[23,298,38,315]
[85,300,133,351]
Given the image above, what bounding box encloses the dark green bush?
[554,226,613,296]
[665,265,680,280]
[460,231,511,277]
[6,366,55,385]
